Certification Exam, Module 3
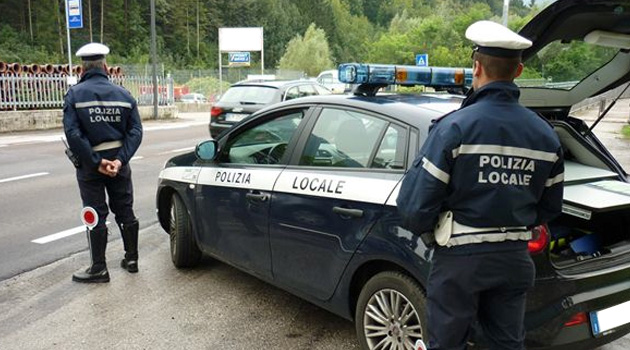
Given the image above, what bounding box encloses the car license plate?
[225,113,248,122]
[590,300,630,336]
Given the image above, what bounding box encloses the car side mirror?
[195,140,219,161]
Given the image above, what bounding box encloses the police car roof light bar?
[338,63,473,96]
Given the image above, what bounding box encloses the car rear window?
[219,86,278,104]
[517,41,618,90]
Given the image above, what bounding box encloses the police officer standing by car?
[397,21,564,350]
[63,43,143,283]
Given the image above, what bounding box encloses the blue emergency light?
[338,63,473,88]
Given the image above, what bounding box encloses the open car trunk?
[547,121,630,274]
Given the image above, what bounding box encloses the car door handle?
[246,192,269,202]
[332,206,363,218]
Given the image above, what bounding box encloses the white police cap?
[75,43,110,61]
[465,20,532,58]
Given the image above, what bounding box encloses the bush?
[185,76,231,100]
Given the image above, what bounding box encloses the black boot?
[73,227,110,283]
[119,220,139,273]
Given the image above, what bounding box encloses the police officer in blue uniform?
[63,43,143,283]
[397,21,564,350]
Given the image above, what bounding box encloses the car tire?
[355,271,428,350]
[169,194,201,268]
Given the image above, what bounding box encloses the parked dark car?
[157,1,630,349]
[209,79,331,138]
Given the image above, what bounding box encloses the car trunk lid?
[517,0,630,119]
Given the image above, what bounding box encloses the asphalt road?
[1,109,630,349]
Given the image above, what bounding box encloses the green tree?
[257,0,306,69]
[278,23,333,77]
[328,0,375,63]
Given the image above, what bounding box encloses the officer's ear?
[513,62,524,79]
[472,60,483,78]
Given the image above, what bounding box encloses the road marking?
[159,146,195,155]
[32,225,85,244]
[0,172,49,184]
[131,156,144,161]
[32,221,111,244]
[143,121,206,131]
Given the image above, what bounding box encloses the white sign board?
[218,27,265,95]
[219,27,263,52]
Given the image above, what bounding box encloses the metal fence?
[0,74,174,111]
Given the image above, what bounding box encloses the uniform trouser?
[76,163,137,264]
[426,248,535,350]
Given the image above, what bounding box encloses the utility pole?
[502,0,510,26]
[100,0,104,42]
[150,0,158,119]
[88,0,92,41]
[196,0,200,60]
[186,7,190,56]
[28,0,33,42]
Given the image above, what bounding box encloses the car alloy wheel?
[356,272,426,350]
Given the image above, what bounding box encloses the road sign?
[81,207,98,230]
[228,52,251,67]
[416,54,429,67]
[67,0,83,29]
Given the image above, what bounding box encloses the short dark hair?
[473,51,520,81]
[82,58,106,71]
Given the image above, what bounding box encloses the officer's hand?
[98,159,119,177]
[102,159,122,177]
[110,159,122,175]
[98,159,113,176]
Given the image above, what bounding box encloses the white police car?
[157,1,630,348]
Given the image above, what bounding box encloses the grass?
[621,125,630,138]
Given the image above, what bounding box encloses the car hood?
[518,0,630,118]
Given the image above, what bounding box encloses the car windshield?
[517,41,618,90]
[220,86,278,104]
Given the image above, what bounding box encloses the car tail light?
[564,312,588,327]
[528,224,549,255]
[210,106,223,118]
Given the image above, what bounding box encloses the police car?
[157,1,630,349]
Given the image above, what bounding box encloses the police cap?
[76,43,110,61]
[465,20,532,58]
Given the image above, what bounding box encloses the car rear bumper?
[524,277,630,349]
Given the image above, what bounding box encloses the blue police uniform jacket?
[397,81,564,251]
[63,68,142,170]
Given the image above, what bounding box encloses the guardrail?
[515,79,579,89]
[0,74,174,111]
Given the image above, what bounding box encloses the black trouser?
[76,163,136,230]
[426,248,535,350]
